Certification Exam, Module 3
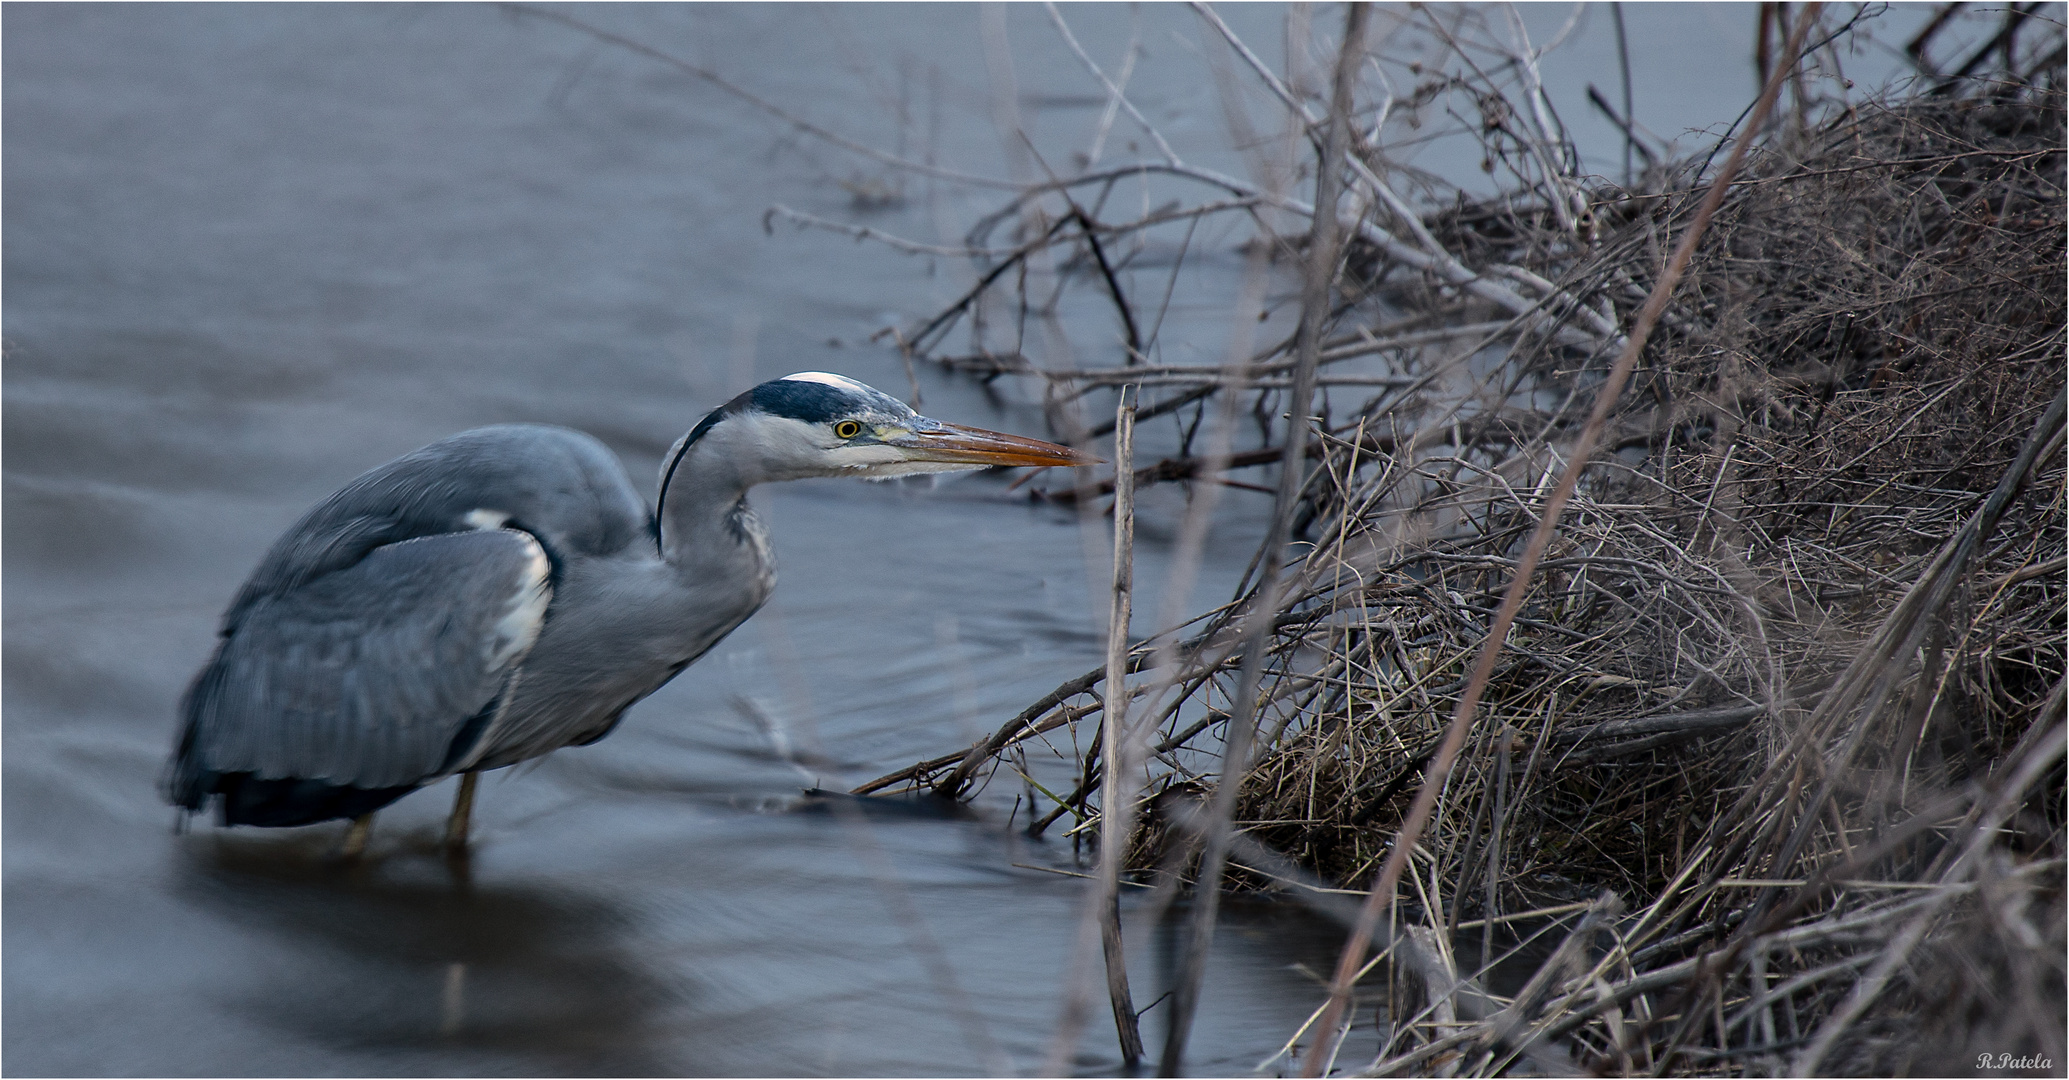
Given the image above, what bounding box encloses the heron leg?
[444,772,479,851]
[339,813,374,858]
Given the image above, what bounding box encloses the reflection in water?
[175,835,675,1076]
[791,789,982,823]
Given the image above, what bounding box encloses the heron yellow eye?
[833,420,863,439]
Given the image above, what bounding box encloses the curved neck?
[656,419,782,581]
[659,441,749,557]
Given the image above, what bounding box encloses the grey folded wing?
[176,528,552,791]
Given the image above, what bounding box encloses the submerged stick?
[1299,6,1828,1074]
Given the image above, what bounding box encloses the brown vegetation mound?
[1162,89,2064,1075]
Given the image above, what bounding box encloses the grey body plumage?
[167,373,1090,833]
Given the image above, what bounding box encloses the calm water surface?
[3,5,1962,1075]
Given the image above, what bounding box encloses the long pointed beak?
[892,421,1101,469]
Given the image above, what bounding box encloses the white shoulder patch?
[465,508,512,531]
[780,371,870,392]
[488,534,551,669]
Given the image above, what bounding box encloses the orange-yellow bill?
[891,421,1102,469]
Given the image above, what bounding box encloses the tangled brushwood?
[829,6,2064,1075]
[1214,92,2066,1075]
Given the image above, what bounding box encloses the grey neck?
[659,441,749,559]
[655,420,780,592]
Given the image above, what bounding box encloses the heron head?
[671,372,1097,488]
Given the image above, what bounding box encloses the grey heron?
[165,372,1091,853]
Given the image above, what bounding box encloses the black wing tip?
[174,771,420,828]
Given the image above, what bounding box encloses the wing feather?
[175,529,551,792]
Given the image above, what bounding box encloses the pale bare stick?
[1496,3,1581,233]
[1043,391,1146,1072]
[1095,395,1145,1066]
